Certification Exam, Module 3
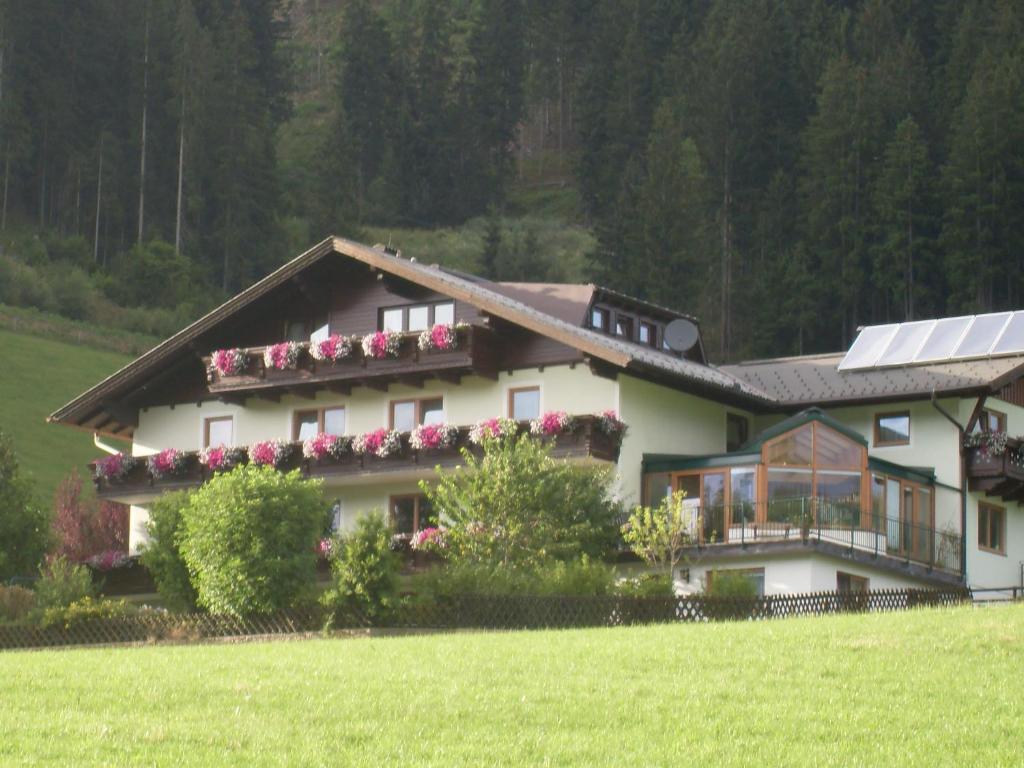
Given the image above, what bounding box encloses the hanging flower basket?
[302,432,353,461]
[210,348,248,377]
[596,410,628,441]
[309,334,354,363]
[409,423,459,451]
[410,526,447,553]
[417,322,465,352]
[198,445,246,473]
[468,417,518,444]
[530,411,575,437]
[963,430,1010,457]
[352,428,403,458]
[263,341,302,371]
[361,330,402,360]
[249,439,296,468]
[94,452,138,482]
[146,448,188,480]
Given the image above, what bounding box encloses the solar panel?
[837,310,1024,371]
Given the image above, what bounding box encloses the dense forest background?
[0,0,1022,361]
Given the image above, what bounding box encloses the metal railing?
[687,497,963,575]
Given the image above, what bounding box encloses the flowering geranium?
[93,452,138,482]
[210,348,247,377]
[596,409,627,439]
[417,322,463,352]
[409,423,459,451]
[530,410,575,437]
[468,417,518,444]
[86,549,132,571]
[198,445,246,472]
[352,428,403,458]
[146,448,187,479]
[316,537,334,560]
[410,526,447,552]
[248,439,295,468]
[963,430,1010,457]
[309,334,354,363]
[263,341,301,371]
[302,432,352,461]
[360,330,402,360]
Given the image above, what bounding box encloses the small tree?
[0,431,50,581]
[179,466,327,616]
[52,470,128,562]
[621,491,695,582]
[422,433,620,567]
[138,490,196,612]
[322,511,401,623]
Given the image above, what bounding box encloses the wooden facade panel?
[998,378,1024,408]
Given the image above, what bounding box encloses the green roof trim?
[867,456,935,485]
[740,407,868,451]
[643,451,759,473]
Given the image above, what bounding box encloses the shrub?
[416,557,616,598]
[179,465,327,616]
[706,570,759,599]
[40,596,135,630]
[615,573,675,598]
[0,430,51,581]
[0,585,37,624]
[52,469,128,563]
[33,556,95,615]
[322,511,401,623]
[421,433,620,567]
[621,491,695,580]
[139,491,196,612]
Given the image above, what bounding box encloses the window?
[639,321,657,347]
[390,397,444,432]
[285,315,329,342]
[837,572,869,592]
[615,315,634,339]
[390,495,434,535]
[330,500,343,532]
[378,301,455,332]
[591,307,609,331]
[284,319,309,342]
[708,568,765,597]
[978,503,1006,555]
[726,413,749,452]
[292,407,346,440]
[874,412,910,446]
[508,386,541,421]
[973,409,1007,434]
[203,416,233,448]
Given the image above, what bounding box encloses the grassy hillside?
[0,329,130,505]
[0,604,1021,766]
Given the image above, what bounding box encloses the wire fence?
[0,587,971,652]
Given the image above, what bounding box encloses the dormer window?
[639,321,657,347]
[379,301,455,332]
[615,315,634,339]
[591,307,609,331]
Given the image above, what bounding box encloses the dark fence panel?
[0,588,970,651]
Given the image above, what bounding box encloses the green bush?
[139,491,196,612]
[0,430,51,581]
[706,570,759,599]
[416,557,617,598]
[179,465,327,617]
[0,585,37,624]
[422,433,620,567]
[322,511,401,623]
[33,556,95,614]
[614,573,675,598]
[40,596,135,630]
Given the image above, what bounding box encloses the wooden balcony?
[965,435,1024,501]
[92,415,621,504]
[201,325,498,399]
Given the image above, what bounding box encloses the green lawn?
[0,328,130,504]
[1,605,1021,766]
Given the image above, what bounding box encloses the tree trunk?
[137,7,149,245]
[94,135,104,264]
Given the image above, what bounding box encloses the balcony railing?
[964,433,1024,500]
[677,497,963,576]
[201,325,498,396]
[92,415,621,501]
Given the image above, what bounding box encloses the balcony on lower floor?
[201,325,498,400]
[965,434,1024,502]
[671,497,963,579]
[91,414,622,505]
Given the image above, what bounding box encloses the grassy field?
[0,328,130,504]
[0,604,1021,766]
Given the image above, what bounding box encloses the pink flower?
[409,423,458,451]
[199,445,245,472]
[468,417,518,444]
[94,452,137,481]
[147,448,186,479]
[263,341,300,370]
[310,334,353,362]
[249,440,293,467]
[352,428,402,458]
[316,538,334,559]
[410,527,447,552]
[361,331,401,359]
[530,411,574,437]
[303,432,352,461]
[211,348,247,376]
[597,410,627,438]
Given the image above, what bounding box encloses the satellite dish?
[664,318,699,353]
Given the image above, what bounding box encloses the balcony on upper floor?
[964,433,1024,502]
[200,325,498,400]
[91,414,623,505]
